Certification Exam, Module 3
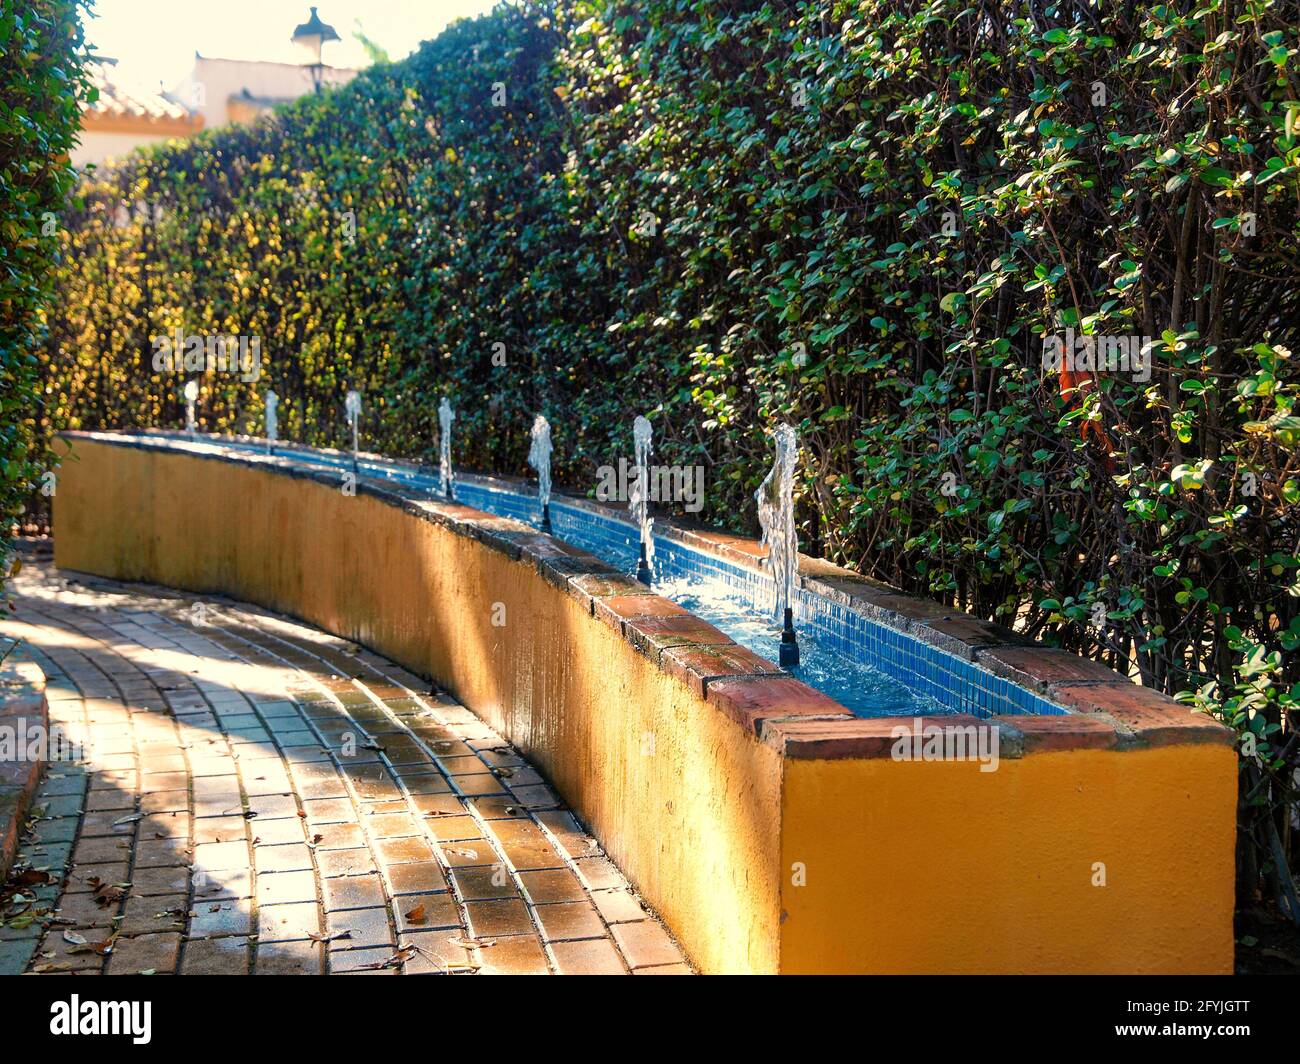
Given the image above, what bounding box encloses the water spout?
[183,379,199,440]
[265,390,278,454]
[528,414,552,532]
[756,423,799,666]
[631,415,654,584]
[438,396,455,499]
[345,389,362,472]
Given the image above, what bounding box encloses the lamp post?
[291,7,340,93]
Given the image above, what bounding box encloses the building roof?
[191,53,358,78]
[84,59,195,124]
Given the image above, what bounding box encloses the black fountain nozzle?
[540,501,552,534]
[779,606,800,667]
[636,541,652,586]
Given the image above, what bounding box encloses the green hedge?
[1,0,90,593]
[37,2,1300,910]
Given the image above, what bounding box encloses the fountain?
[183,379,199,440]
[163,430,1072,718]
[264,389,278,454]
[438,396,455,500]
[756,423,800,666]
[631,415,654,585]
[527,414,553,532]
[345,389,361,473]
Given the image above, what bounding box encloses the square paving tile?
[533,901,606,943]
[611,920,683,970]
[465,898,534,939]
[325,906,394,950]
[180,935,251,975]
[322,873,385,911]
[193,840,250,873]
[517,868,586,905]
[255,869,317,907]
[249,816,306,846]
[302,797,354,824]
[392,893,459,933]
[193,866,252,902]
[316,847,376,878]
[106,932,182,975]
[550,937,628,975]
[188,899,253,938]
[258,902,322,943]
[309,822,364,850]
[384,862,448,897]
[398,930,474,974]
[375,835,434,865]
[254,842,313,873]
[475,934,549,975]
[256,939,323,975]
[450,865,518,903]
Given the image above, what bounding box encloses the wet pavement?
[0,559,690,975]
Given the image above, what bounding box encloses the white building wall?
[172,57,358,128]
[71,129,186,169]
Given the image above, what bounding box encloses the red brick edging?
[56,431,1235,762]
[0,657,48,878]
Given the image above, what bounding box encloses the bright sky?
[82,0,497,91]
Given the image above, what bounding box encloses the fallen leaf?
[357,945,415,970]
[62,930,88,946]
[67,932,117,956]
[404,903,427,925]
[450,935,496,949]
[86,877,127,907]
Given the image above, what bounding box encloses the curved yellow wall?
[780,745,1234,973]
[53,435,1237,973]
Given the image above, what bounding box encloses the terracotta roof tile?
[84,60,193,122]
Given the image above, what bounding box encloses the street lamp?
[291,6,340,93]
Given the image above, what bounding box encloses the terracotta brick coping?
[56,431,1233,759]
[0,656,48,878]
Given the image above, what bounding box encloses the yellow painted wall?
[55,437,1237,974]
[779,744,1236,973]
[55,439,783,973]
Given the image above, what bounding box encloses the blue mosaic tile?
[224,441,1066,719]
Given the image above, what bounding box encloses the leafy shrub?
[36,0,1300,911]
[1,0,90,593]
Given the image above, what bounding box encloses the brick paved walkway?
[0,558,690,975]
